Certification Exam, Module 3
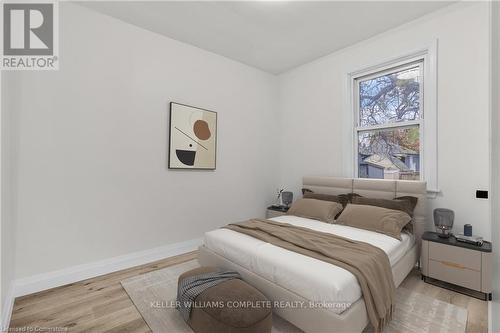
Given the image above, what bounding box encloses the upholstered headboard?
[302,176,427,247]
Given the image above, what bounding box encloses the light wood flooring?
[9,251,487,333]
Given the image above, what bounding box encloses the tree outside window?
[355,61,423,181]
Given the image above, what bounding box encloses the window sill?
[426,188,441,199]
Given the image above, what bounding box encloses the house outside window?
[354,60,423,181]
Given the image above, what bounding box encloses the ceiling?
[80,1,453,74]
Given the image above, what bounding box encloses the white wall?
[1,68,16,325]
[0,68,2,325]
[278,2,491,239]
[0,69,2,327]
[491,1,500,330]
[2,2,279,280]
[1,0,493,296]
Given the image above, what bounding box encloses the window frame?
[343,43,439,196]
[353,59,424,181]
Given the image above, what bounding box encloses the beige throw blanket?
[224,219,395,332]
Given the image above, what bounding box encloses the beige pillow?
[336,204,411,240]
[303,192,349,207]
[287,198,343,224]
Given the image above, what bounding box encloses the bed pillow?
[351,196,418,217]
[302,188,313,195]
[346,192,362,202]
[302,192,349,207]
[336,204,411,240]
[394,196,419,214]
[287,198,343,224]
[351,195,418,233]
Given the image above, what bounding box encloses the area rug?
[121,260,467,333]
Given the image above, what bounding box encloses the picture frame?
[168,102,217,170]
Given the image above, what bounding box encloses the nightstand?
[420,231,492,301]
[266,205,289,219]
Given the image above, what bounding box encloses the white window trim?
[342,40,439,197]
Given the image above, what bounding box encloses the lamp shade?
[282,191,293,206]
[433,208,454,238]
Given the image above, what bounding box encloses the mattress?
[203,215,415,314]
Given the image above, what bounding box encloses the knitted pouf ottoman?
[177,266,272,333]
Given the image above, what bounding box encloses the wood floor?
[10,252,487,333]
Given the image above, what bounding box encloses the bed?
[198,176,427,332]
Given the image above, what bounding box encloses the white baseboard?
[488,300,492,333]
[1,283,15,330]
[13,237,202,298]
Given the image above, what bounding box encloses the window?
[354,61,423,181]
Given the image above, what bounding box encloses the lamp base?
[435,227,452,238]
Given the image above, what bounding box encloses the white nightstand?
[421,231,492,301]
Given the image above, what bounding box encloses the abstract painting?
[168,102,217,169]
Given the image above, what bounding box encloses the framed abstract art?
[168,102,217,169]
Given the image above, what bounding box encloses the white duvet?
[203,215,414,314]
